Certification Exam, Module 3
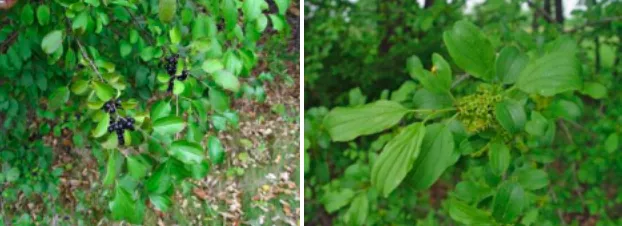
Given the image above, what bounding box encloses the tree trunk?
[555,0,564,23]
[424,0,435,8]
[544,0,552,22]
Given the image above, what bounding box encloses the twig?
[565,16,622,33]
[563,119,598,139]
[548,187,567,225]
[526,0,556,23]
[571,163,587,210]
[451,74,469,88]
[124,8,155,45]
[76,39,104,81]
[558,120,574,144]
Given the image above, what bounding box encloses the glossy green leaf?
[151,101,171,121]
[243,0,264,21]
[173,80,185,95]
[41,30,63,55]
[127,156,148,179]
[213,70,240,92]
[321,189,355,213]
[409,123,455,190]
[449,199,496,225]
[443,20,495,81]
[37,5,50,26]
[210,88,230,113]
[109,185,142,224]
[158,0,177,23]
[605,133,618,154]
[169,26,182,44]
[208,136,225,164]
[516,51,581,96]
[187,161,210,179]
[525,111,548,137]
[407,55,451,94]
[514,168,549,190]
[152,116,186,135]
[492,182,525,223]
[92,113,110,138]
[103,150,120,186]
[170,140,204,164]
[93,81,115,102]
[495,46,528,84]
[21,4,34,25]
[345,193,369,225]
[275,0,290,15]
[489,139,510,176]
[149,194,172,212]
[371,123,426,197]
[269,14,286,32]
[324,100,409,142]
[581,82,607,99]
[146,163,172,194]
[495,99,526,133]
[202,59,224,73]
[48,87,70,110]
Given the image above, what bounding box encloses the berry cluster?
[456,84,503,134]
[102,99,121,113]
[108,117,135,145]
[164,54,190,92]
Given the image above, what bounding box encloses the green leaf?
[202,59,224,73]
[37,5,50,25]
[109,185,142,224]
[158,0,177,23]
[514,168,549,190]
[489,139,510,176]
[449,199,496,225]
[103,150,120,186]
[41,30,64,55]
[146,163,172,194]
[495,99,526,133]
[149,195,172,212]
[492,182,525,223]
[495,46,528,84]
[222,0,238,31]
[169,26,182,44]
[93,81,115,102]
[409,123,455,190]
[412,88,453,110]
[371,123,425,197]
[152,116,186,135]
[127,156,148,179]
[92,113,110,138]
[516,51,581,96]
[345,193,369,225]
[525,111,548,137]
[213,70,240,92]
[443,20,495,81]
[120,41,132,58]
[208,136,225,164]
[6,167,20,182]
[274,0,290,15]
[70,80,89,95]
[151,101,171,121]
[581,82,607,99]
[173,80,185,95]
[407,55,450,94]
[321,189,355,213]
[269,14,286,32]
[256,14,268,32]
[187,161,210,179]
[605,133,619,154]
[243,0,264,22]
[390,81,417,103]
[324,100,409,142]
[48,87,70,110]
[170,140,204,164]
[210,88,230,113]
[21,4,34,25]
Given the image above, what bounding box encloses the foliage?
[0,0,291,224]
[304,0,622,225]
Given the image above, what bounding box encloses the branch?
[565,16,622,33]
[125,8,155,45]
[526,0,556,23]
[76,39,104,81]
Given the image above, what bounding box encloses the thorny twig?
[558,120,574,144]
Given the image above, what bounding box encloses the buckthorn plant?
[1,0,293,224]
[304,0,621,225]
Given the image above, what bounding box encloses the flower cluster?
[456,84,503,133]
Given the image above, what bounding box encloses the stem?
[76,39,104,81]
[409,108,456,113]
